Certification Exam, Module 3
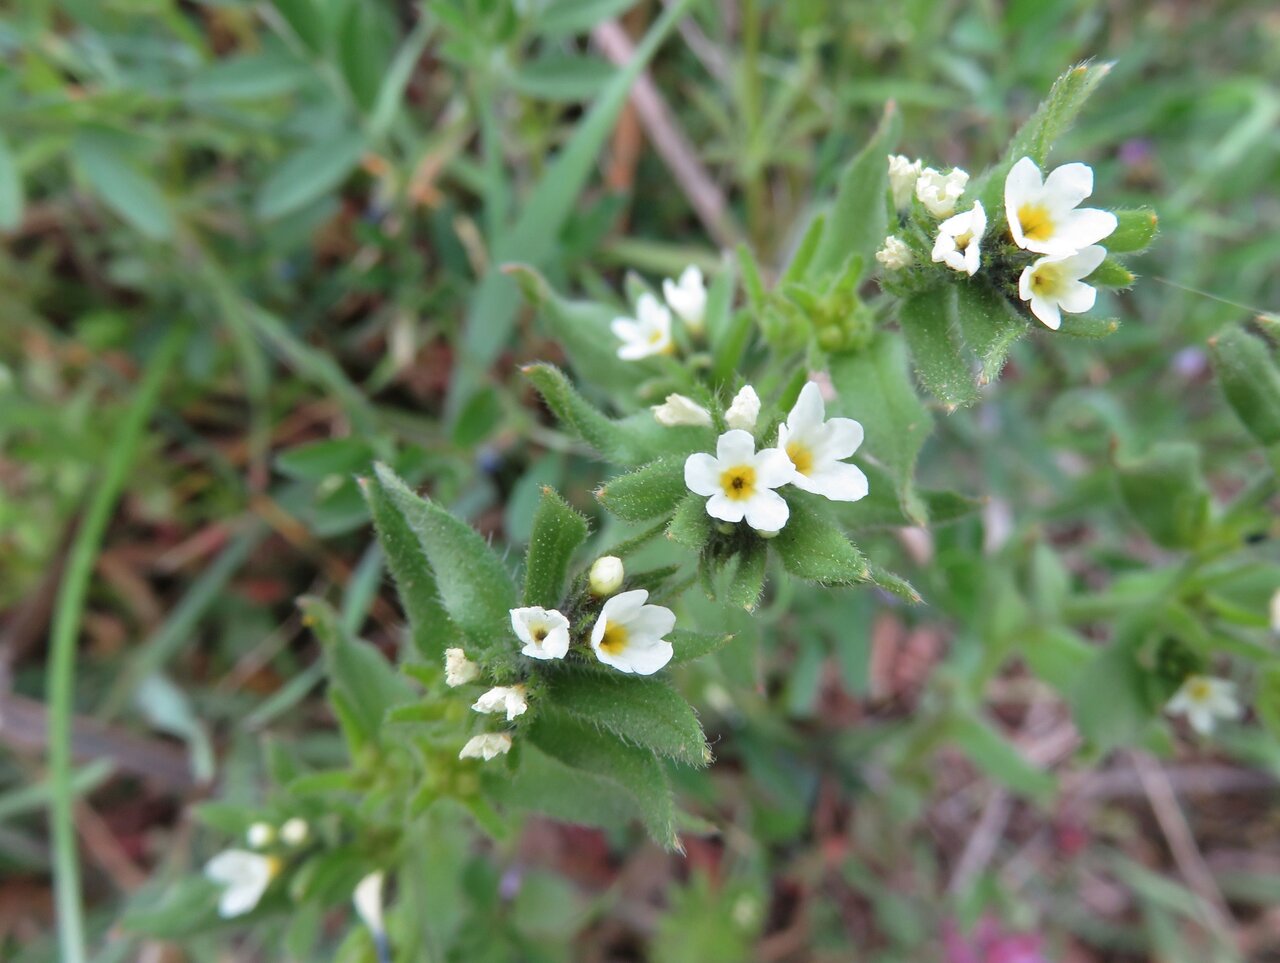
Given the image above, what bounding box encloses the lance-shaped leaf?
[901,288,979,407]
[547,671,710,766]
[667,492,713,552]
[490,744,642,831]
[523,487,589,608]
[668,629,734,664]
[727,541,768,612]
[829,333,933,525]
[528,708,679,849]
[948,713,1054,802]
[299,596,413,749]
[1114,443,1211,550]
[1106,208,1159,253]
[370,464,516,640]
[838,461,981,529]
[1208,325,1280,446]
[597,457,687,522]
[865,563,922,604]
[809,102,902,281]
[773,496,869,585]
[952,280,1028,388]
[360,475,456,660]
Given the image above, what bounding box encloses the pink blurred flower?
[942,916,1048,963]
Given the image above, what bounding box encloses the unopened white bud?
[589,556,625,596]
[652,394,712,427]
[280,818,309,847]
[444,647,480,687]
[875,235,912,271]
[246,822,274,849]
[725,385,760,431]
[887,154,922,209]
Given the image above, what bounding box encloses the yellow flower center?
[531,624,548,643]
[786,442,814,476]
[1188,679,1213,702]
[1018,203,1055,242]
[719,464,757,501]
[1029,262,1065,297]
[648,328,665,345]
[265,856,284,879]
[599,622,629,655]
[954,231,974,251]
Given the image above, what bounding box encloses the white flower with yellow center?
[459,732,512,760]
[472,684,528,721]
[887,154,922,209]
[510,606,571,660]
[724,385,761,431]
[611,292,673,360]
[444,648,480,687]
[777,382,868,502]
[662,265,707,333]
[590,589,676,675]
[1018,245,1107,330]
[589,555,625,596]
[1166,675,1242,735]
[684,430,796,533]
[875,235,912,271]
[205,849,280,918]
[652,393,712,427]
[1004,156,1117,256]
[931,201,986,276]
[915,167,969,218]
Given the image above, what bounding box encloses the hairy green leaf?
[668,629,734,664]
[597,458,687,522]
[952,280,1028,387]
[901,288,979,407]
[1087,258,1136,290]
[1209,325,1280,446]
[667,492,713,552]
[773,496,868,584]
[523,488,589,608]
[727,541,768,612]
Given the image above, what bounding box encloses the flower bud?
[589,556,624,596]
[280,818,309,847]
[652,394,712,427]
[353,871,386,936]
[725,385,760,431]
[246,822,275,849]
[444,647,480,687]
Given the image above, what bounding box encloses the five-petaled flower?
[932,201,986,276]
[472,685,528,721]
[205,849,280,919]
[590,589,676,675]
[460,732,512,760]
[685,430,796,533]
[1004,157,1117,256]
[1018,245,1106,330]
[915,167,969,218]
[1166,675,1242,735]
[510,606,571,660]
[662,265,707,334]
[611,292,673,360]
[778,383,868,502]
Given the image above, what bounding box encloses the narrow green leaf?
[256,132,365,220]
[810,102,902,280]
[829,333,933,524]
[865,563,921,604]
[1114,443,1211,550]
[727,541,768,612]
[186,53,312,101]
[901,288,979,407]
[338,1,395,111]
[702,261,737,351]
[1208,325,1280,446]
[370,464,516,640]
[548,671,710,766]
[71,132,174,241]
[0,132,24,230]
[536,0,638,36]
[1070,637,1149,753]
[949,714,1055,801]
[1255,662,1280,741]
[299,596,413,747]
[1057,315,1120,339]
[668,629,734,664]
[271,0,327,52]
[667,492,712,552]
[493,744,641,832]
[773,496,868,584]
[951,280,1027,387]
[597,458,687,522]
[509,54,615,102]
[523,488,589,608]
[360,474,456,660]
[528,709,679,849]
[1107,208,1159,253]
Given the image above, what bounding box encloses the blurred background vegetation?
[2,0,1279,960]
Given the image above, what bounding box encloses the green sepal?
[667,492,713,551]
[668,629,735,664]
[726,540,768,612]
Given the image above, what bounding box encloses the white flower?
[444,647,480,687]
[875,235,912,271]
[1004,156,1117,256]
[205,849,279,919]
[1166,675,1242,735]
[472,684,528,721]
[777,382,868,502]
[1018,245,1107,330]
[652,393,712,427]
[684,430,796,533]
[280,818,309,847]
[353,871,386,937]
[915,167,969,218]
[459,732,512,760]
[589,556,625,596]
[611,292,673,360]
[725,385,761,431]
[662,265,707,333]
[931,201,986,276]
[510,606,571,660]
[887,154,922,209]
[589,589,676,675]
[245,822,274,849]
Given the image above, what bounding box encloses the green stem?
[47,329,186,962]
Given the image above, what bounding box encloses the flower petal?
[1004,156,1043,247]
[786,382,826,434]
[1060,243,1108,279]
[706,492,746,523]
[801,460,869,502]
[1028,295,1061,330]
[817,417,864,460]
[629,603,677,640]
[684,452,722,496]
[743,489,790,532]
[1056,208,1118,252]
[753,446,797,488]
[715,428,757,465]
[1055,280,1097,315]
[1042,161,1094,211]
[622,639,674,675]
